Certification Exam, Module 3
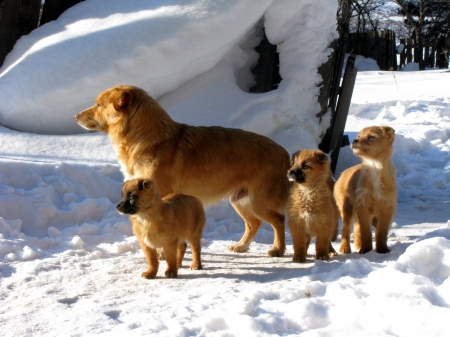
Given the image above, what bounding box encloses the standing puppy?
[117,179,205,278]
[287,150,338,262]
[334,126,397,254]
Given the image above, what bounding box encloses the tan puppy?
[334,126,397,254]
[287,149,338,262]
[75,85,290,257]
[117,178,205,278]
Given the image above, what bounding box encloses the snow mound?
[0,0,272,134]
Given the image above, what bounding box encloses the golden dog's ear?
[314,151,328,164]
[381,126,395,137]
[109,88,134,111]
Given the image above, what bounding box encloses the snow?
[1,0,450,336]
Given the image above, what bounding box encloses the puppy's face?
[74,86,137,133]
[287,150,330,185]
[116,179,156,215]
[351,126,395,159]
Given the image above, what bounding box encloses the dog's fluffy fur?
[75,85,291,257]
[117,179,205,278]
[334,126,397,254]
[287,149,338,262]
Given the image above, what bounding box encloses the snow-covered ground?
[1,0,450,336]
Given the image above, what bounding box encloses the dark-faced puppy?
[287,149,338,262]
[334,125,397,254]
[117,179,205,278]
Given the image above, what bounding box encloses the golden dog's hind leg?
[228,198,262,253]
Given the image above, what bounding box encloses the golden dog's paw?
[227,243,248,253]
[376,245,390,254]
[165,270,178,278]
[190,263,202,270]
[141,270,157,279]
[267,247,285,257]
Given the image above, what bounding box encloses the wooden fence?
[0,0,84,67]
[347,30,397,70]
[398,37,449,69]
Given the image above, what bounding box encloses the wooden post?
[319,53,357,174]
[0,0,41,67]
[406,39,413,64]
[399,38,406,69]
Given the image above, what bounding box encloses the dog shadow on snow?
[162,239,415,283]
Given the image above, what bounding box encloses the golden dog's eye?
[302,163,310,170]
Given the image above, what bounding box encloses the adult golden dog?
[334,126,397,254]
[287,149,338,262]
[75,85,291,257]
[117,179,205,278]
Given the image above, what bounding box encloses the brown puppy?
[117,178,205,278]
[334,126,397,254]
[75,85,290,257]
[287,149,338,262]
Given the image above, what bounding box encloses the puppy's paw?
[376,245,390,254]
[329,250,338,257]
[141,270,157,279]
[165,269,178,278]
[227,243,248,253]
[267,246,285,257]
[358,246,372,254]
[339,244,352,254]
[316,253,330,261]
[190,262,202,270]
[292,255,306,263]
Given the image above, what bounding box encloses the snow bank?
[0,0,272,133]
[0,0,337,149]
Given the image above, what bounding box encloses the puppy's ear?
[291,150,301,163]
[315,151,328,164]
[138,180,151,191]
[109,88,134,111]
[381,126,395,137]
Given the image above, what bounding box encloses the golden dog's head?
[74,85,143,133]
[116,179,159,215]
[351,126,395,159]
[287,149,330,185]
